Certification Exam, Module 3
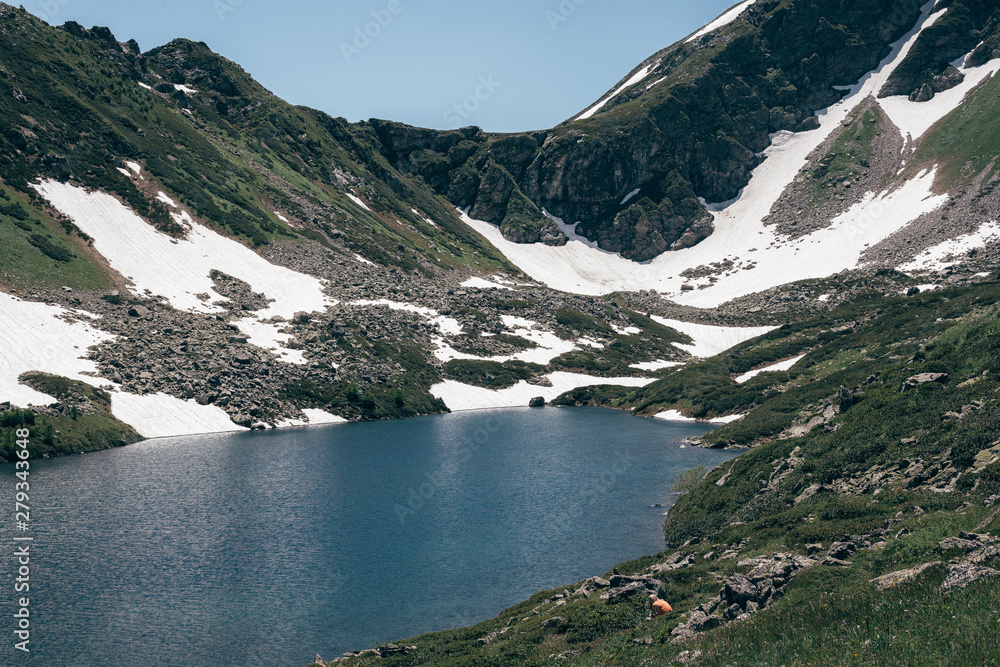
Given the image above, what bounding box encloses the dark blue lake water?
[0,407,736,666]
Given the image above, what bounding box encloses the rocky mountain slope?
[1,0,1000,455]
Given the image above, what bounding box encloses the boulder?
[721,573,759,608]
[939,537,981,553]
[686,610,726,632]
[938,561,1000,593]
[529,396,546,407]
[375,644,414,658]
[870,562,941,591]
[900,373,948,392]
[607,574,663,603]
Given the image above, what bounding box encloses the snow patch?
[461,277,513,290]
[899,220,1000,273]
[611,324,642,336]
[173,83,197,94]
[651,317,776,358]
[347,193,372,212]
[904,284,941,295]
[274,211,290,223]
[232,318,310,366]
[685,0,756,43]
[125,161,143,177]
[621,188,641,206]
[431,372,654,412]
[629,360,684,371]
[734,355,806,384]
[712,413,746,424]
[0,293,114,408]
[411,208,438,228]
[433,316,577,366]
[654,410,744,424]
[576,62,657,121]
[877,25,1000,141]
[352,299,463,337]
[156,192,178,208]
[138,82,153,91]
[301,409,348,426]
[354,253,375,266]
[110,391,244,439]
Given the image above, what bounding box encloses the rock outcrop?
[670,553,817,642]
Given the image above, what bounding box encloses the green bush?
[28,234,74,262]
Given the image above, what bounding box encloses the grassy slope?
[0,8,516,277]
[910,69,1000,190]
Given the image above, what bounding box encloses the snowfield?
[735,355,807,384]
[459,1,990,308]
[0,293,251,438]
[31,180,335,366]
[0,293,114,407]
[32,181,332,320]
[431,372,655,412]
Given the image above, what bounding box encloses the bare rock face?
[939,561,1000,593]
[901,373,948,392]
[870,562,942,591]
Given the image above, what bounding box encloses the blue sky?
[28,0,738,132]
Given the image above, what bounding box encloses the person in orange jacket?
[648,593,673,620]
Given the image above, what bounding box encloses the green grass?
[443,359,546,390]
[0,187,113,289]
[911,69,1000,189]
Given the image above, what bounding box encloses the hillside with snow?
[1,0,1000,454]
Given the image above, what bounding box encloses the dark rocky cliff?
[367,0,931,261]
